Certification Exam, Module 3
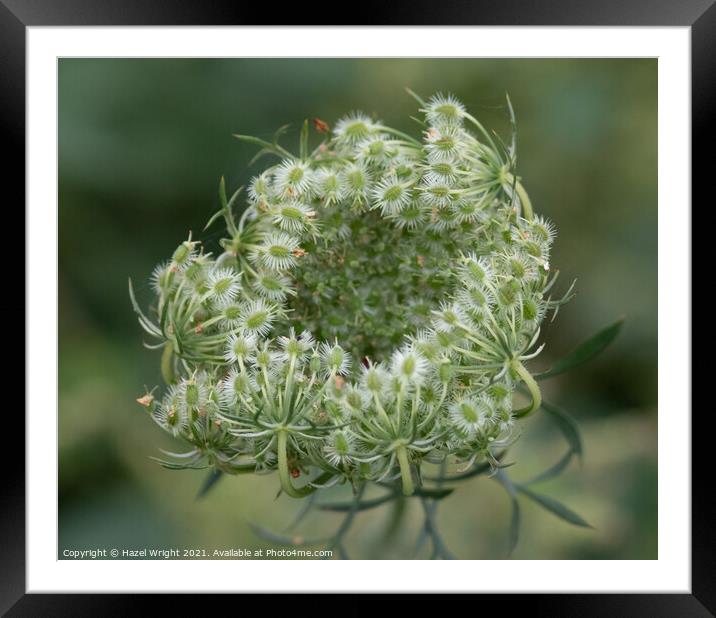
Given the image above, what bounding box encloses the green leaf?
[516,485,592,528]
[507,494,521,557]
[202,207,225,232]
[524,449,575,485]
[273,123,291,148]
[226,185,244,217]
[495,469,520,557]
[233,133,293,159]
[215,176,238,236]
[319,492,397,513]
[414,487,454,499]
[541,401,583,462]
[148,456,207,471]
[505,92,517,159]
[380,125,422,147]
[128,278,162,338]
[195,468,223,500]
[405,87,427,107]
[424,455,502,482]
[218,175,228,208]
[536,317,624,380]
[249,524,327,547]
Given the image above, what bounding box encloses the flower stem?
[277,430,313,498]
[511,359,542,417]
[515,181,533,220]
[396,445,415,496]
[160,342,176,385]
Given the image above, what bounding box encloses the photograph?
[58,57,657,561]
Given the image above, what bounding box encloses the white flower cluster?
[134,93,570,497]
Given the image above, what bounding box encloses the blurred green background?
[59,58,657,560]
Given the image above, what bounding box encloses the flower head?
[135,91,569,503]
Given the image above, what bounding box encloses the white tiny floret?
[220,367,256,406]
[424,93,466,127]
[171,239,198,271]
[320,342,352,376]
[356,134,396,166]
[361,361,389,395]
[449,396,492,435]
[271,200,315,233]
[390,202,428,230]
[390,345,429,386]
[277,328,315,360]
[248,171,274,203]
[252,270,293,302]
[424,125,466,163]
[420,175,458,209]
[217,302,243,328]
[150,261,175,294]
[224,331,258,363]
[460,253,494,288]
[259,232,301,271]
[370,176,412,215]
[178,376,207,414]
[238,299,276,337]
[323,429,355,466]
[273,159,314,197]
[314,168,346,205]
[334,112,379,144]
[341,162,372,201]
[432,302,467,333]
[207,267,241,304]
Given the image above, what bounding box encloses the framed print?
[6,0,708,612]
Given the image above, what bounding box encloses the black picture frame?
[5,1,706,613]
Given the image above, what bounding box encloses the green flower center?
[287,167,304,184]
[246,311,268,330]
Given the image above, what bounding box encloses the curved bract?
[132,92,572,498]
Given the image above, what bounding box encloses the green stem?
[515,181,533,220]
[396,445,415,496]
[511,359,542,417]
[373,394,393,429]
[282,355,297,420]
[277,430,313,498]
[160,342,176,385]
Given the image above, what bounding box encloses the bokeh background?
[59,58,657,560]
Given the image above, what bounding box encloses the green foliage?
[515,485,592,528]
[536,318,624,380]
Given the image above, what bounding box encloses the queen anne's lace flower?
[133,92,572,499]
